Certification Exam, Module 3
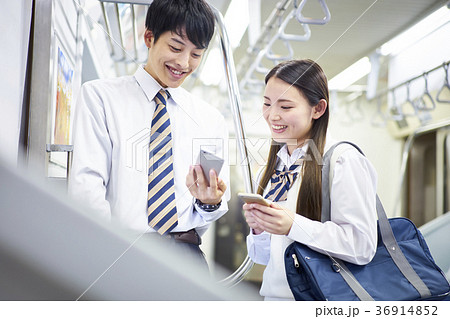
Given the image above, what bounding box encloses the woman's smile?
[271,124,288,133]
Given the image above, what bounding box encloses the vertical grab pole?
[211,6,255,286]
[212,8,253,193]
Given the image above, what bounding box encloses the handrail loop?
[279,9,312,42]
[401,81,419,117]
[238,0,331,92]
[371,96,387,127]
[415,72,437,111]
[389,88,405,122]
[436,62,450,103]
[265,9,311,62]
[295,0,331,25]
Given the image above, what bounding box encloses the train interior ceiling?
[1,0,450,299]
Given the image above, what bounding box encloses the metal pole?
[100,2,115,56]
[114,3,126,60]
[211,6,255,287]
[131,4,139,61]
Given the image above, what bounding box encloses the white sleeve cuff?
[194,200,228,223]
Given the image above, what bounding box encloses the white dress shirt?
[247,140,378,300]
[69,66,230,236]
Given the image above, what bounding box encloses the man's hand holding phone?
[185,150,226,205]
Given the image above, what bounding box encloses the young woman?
[244,59,378,301]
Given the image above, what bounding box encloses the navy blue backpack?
[284,142,450,301]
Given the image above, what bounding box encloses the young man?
[69,0,229,264]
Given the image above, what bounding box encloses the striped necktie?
[147,89,178,235]
[264,159,303,202]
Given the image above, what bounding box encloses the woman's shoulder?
[324,139,377,183]
[324,138,366,160]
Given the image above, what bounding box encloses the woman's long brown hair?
[256,59,329,221]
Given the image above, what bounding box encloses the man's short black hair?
[145,0,215,49]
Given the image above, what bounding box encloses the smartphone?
[196,149,224,186]
[238,193,271,206]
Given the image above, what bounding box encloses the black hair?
[145,0,215,49]
[265,59,329,108]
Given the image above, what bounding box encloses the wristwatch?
[195,199,221,212]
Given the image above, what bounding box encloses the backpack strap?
[321,141,363,223]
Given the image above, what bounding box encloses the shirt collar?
[276,143,309,169]
[134,65,184,105]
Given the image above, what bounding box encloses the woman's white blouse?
[246,141,378,300]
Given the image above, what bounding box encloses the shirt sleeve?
[287,148,378,265]
[247,231,271,265]
[68,83,112,221]
[245,166,272,265]
[193,201,228,223]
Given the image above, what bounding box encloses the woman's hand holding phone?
[239,193,295,235]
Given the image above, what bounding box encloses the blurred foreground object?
[0,160,259,300]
